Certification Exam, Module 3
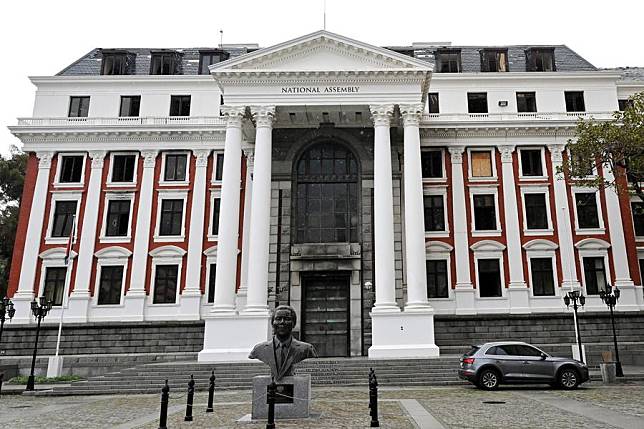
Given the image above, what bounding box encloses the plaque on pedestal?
[251,374,311,419]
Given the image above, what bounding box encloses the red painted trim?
[615,168,641,285]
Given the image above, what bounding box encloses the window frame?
[528,256,557,297]
[95,264,126,306]
[150,51,179,75]
[480,49,509,72]
[427,93,440,114]
[169,95,191,117]
[198,50,229,75]
[101,52,129,76]
[467,148,497,180]
[469,187,501,236]
[516,91,538,113]
[68,96,90,118]
[107,152,139,187]
[154,191,188,242]
[160,151,191,185]
[525,48,556,72]
[564,91,586,113]
[92,246,131,308]
[523,239,560,299]
[467,92,488,114]
[149,245,186,306]
[520,186,554,235]
[37,250,75,308]
[425,242,453,301]
[473,250,506,299]
[119,95,141,118]
[207,190,222,241]
[434,49,462,73]
[203,246,218,306]
[631,198,644,239]
[55,153,87,187]
[46,192,82,244]
[423,187,449,236]
[421,149,445,181]
[575,239,611,296]
[100,193,135,243]
[572,188,605,234]
[211,151,225,183]
[518,147,547,179]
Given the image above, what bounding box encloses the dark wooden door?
[301,272,350,357]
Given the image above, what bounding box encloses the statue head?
[271,305,297,340]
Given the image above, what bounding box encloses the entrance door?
[301,272,350,357]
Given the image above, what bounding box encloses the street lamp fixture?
[563,290,586,363]
[26,297,52,391]
[599,285,624,377]
[0,297,16,346]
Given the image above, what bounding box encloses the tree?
[564,91,644,199]
[0,146,27,297]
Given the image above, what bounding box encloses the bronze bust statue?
[249,305,318,382]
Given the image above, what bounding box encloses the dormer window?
[481,49,509,72]
[101,51,133,75]
[526,48,556,72]
[435,49,461,73]
[150,51,180,75]
[199,50,229,75]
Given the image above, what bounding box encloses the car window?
[514,345,542,357]
[485,346,508,355]
[465,346,480,357]
[498,345,517,355]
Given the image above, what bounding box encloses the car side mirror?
[540,353,547,360]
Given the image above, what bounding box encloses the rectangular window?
[68,96,90,118]
[632,202,644,236]
[101,53,128,75]
[59,155,84,183]
[97,265,124,305]
[530,258,555,296]
[170,95,191,116]
[212,197,221,235]
[526,48,555,72]
[199,51,229,75]
[43,267,67,306]
[468,93,488,113]
[51,201,77,237]
[207,264,216,303]
[164,154,187,181]
[435,49,461,73]
[111,155,136,183]
[481,49,509,72]
[424,195,445,232]
[153,264,178,304]
[150,52,178,75]
[470,151,493,177]
[520,149,543,176]
[565,91,585,112]
[105,200,131,237]
[427,93,439,114]
[421,150,443,178]
[583,257,607,295]
[119,96,141,117]
[618,99,633,111]
[426,260,448,298]
[473,194,497,231]
[575,193,600,229]
[524,193,549,230]
[214,153,225,181]
[159,199,184,236]
[478,259,502,297]
[516,92,537,113]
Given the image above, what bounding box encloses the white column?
[448,146,476,314]
[180,149,210,318]
[68,150,106,322]
[370,104,399,313]
[125,149,158,319]
[548,144,580,290]
[13,151,53,323]
[211,106,245,314]
[244,106,275,314]
[400,104,430,311]
[499,146,529,313]
[236,148,254,309]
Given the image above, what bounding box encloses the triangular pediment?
[211,30,432,73]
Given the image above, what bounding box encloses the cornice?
[13,129,225,145]
[430,70,622,82]
[421,126,577,139]
[214,70,428,86]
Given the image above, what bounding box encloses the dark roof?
[602,67,644,82]
[57,43,596,76]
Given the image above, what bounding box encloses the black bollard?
[158,380,170,429]
[0,372,4,396]
[185,374,195,422]
[266,380,276,429]
[206,370,216,413]
[369,368,380,427]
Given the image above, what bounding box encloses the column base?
[9,294,35,324]
[368,310,439,359]
[198,312,271,362]
[65,294,91,323]
[47,356,64,378]
[508,284,530,314]
[635,285,644,310]
[235,289,248,310]
[178,292,202,320]
[613,284,643,311]
[454,285,476,315]
[122,293,147,321]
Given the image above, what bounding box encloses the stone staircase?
[38,356,464,395]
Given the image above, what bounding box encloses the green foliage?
[564,91,644,197]
[7,375,83,384]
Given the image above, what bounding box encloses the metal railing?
[16,116,226,127]
[422,111,615,122]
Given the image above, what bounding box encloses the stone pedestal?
[47,356,64,378]
[251,375,311,419]
[198,312,270,362]
[368,310,440,358]
[600,362,617,384]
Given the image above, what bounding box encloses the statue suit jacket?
[249,336,318,382]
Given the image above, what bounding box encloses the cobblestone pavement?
[0,383,643,428]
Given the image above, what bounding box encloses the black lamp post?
[25,297,52,391]
[563,290,586,363]
[0,297,16,345]
[599,285,624,377]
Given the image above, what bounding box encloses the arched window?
[294,142,359,243]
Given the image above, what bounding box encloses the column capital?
[399,103,424,127]
[89,150,107,169]
[251,105,276,128]
[370,104,394,127]
[36,151,54,169]
[221,105,246,128]
[193,149,211,168]
[141,150,159,168]
[547,144,565,163]
[243,148,255,171]
[498,145,515,163]
[448,146,465,163]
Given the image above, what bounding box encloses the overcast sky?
[1,0,643,157]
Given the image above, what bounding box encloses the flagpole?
[55,215,76,357]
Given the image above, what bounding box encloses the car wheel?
[558,368,579,389]
[478,369,500,390]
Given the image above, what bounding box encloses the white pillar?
[180,149,210,318]
[125,150,158,320]
[448,146,476,314]
[369,104,399,313]
[400,104,430,311]
[499,146,529,313]
[548,144,580,290]
[244,106,275,315]
[68,150,106,322]
[211,106,245,314]
[236,148,254,310]
[13,151,53,323]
